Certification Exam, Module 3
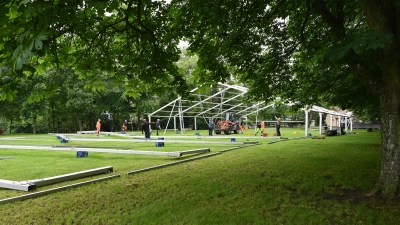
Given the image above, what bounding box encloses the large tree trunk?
[76,114,82,132]
[51,100,55,133]
[372,91,400,199]
[32,115,37,134]
[137,111,141,130]
[9,118,12,134]
[371,42,400,198]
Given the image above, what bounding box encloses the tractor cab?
[226,113,240,123]
[214,113,242,135]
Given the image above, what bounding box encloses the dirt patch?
[324,188,372,203]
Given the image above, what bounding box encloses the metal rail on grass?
[60,138,257,145]
[0,175,120,204]
[0,156,15,160]
[127,152,222,175]
[0,179,35,191]
[0,166,114,191]
[126,143,259,175]
[0,145,210,157]
[23,166,114,188]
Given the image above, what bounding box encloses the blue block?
[195,132,200,135]
[156,137,164,147]
[176,131,180,134]
[76,151,88,157]
[231,138,236,142]
[307,133,312,137]
[60,139,68,143]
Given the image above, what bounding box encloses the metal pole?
[350,118,353,131]
[305,110,309,136]
[164,99,177,134]
[319,112,323,135]
[174,117,176,131]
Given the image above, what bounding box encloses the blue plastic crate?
[156,137,165,147]
[76,151,88,157]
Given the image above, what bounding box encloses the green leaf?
[36,34,48,41]
[8,6,19,20]
[12,45,23,59]
[23,70,32,75]
[36,63,46,74]
[22,49,33,59]
[6,92,14,101]
[15,57,23,70]
[20,0,29,5]
[34,39,43,50]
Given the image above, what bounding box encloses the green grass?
[0,128,399,224]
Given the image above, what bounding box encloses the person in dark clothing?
[208,119,215,136]
[141,119,155,139]
[255,120,262,136]
[275,116,281,136]
[155,119,161,136]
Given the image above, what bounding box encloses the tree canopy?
[0,0,189,100]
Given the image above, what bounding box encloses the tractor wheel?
[224,127,231,135]
[236,126,241,134]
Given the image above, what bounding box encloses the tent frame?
[148,83,271,132]
[149,83,353,136]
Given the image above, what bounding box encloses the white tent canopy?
[305,106,353,136]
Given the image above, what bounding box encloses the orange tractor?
[214,113,243,135]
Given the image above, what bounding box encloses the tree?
[0,0,189,100]
[170,0,400,199]
[0,98,21,134]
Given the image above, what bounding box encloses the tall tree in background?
[171,0,400,199]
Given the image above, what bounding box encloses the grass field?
[0,127,399,224]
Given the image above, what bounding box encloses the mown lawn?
[0,128,399,224]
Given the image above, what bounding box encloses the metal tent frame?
[149,83,271,133]
[149,83,353,136]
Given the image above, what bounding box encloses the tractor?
[214,113,243,135]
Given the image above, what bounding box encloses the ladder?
[178,97,185,133]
